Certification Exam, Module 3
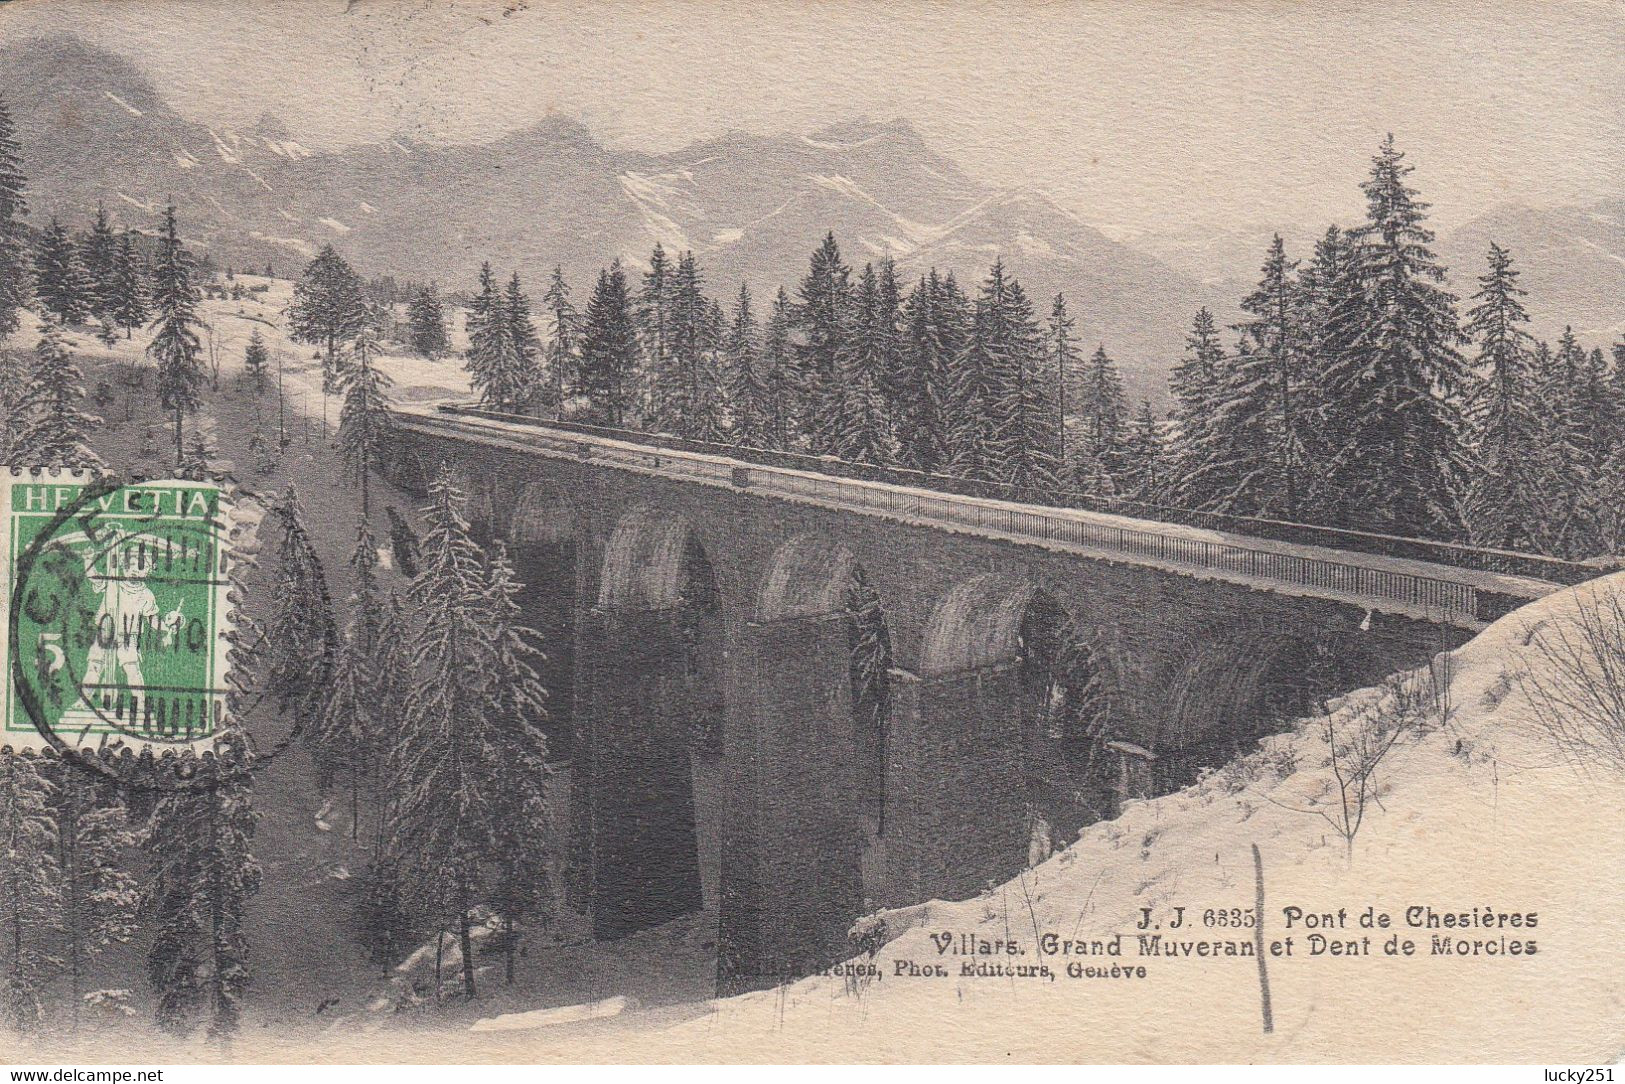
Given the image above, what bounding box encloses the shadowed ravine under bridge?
[381,404,1579,995]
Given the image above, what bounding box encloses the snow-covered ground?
[393,571,1624,1064]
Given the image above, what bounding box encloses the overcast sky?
[2,0,1619,236]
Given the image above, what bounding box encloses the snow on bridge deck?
[392,406,1561,631]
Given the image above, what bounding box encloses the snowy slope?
[393,574,1625,1064]
[641,575,1625,1062]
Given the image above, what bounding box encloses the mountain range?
[3,34,1618,406]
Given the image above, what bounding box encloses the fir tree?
[575,262,639,427]
[405,284,448,358]
[263,488,338,764]
[995,280,1060,494]
[145,205,206,466]
[0,94,28,342]
[793,233,852,452]
[289,245,367,393]
[1319,136,1468,538]
[1188,237,1305,517]
[111,231,148,339]
[636,245,673,425]
[45,761,138,1030]
[1071,345,1127,489]
[0,750,61,1034]
[80,204,120,318]
[34,219,91,326]
[541,266,577,418]
[387,466,506,999]
[825,264,894,465]
[464,264,523,412]
[319,524,388,842]
[948,261,1023,482]
[143,749,260,1042]
[758,288,795,451]
[1461,243,1543,551]
[1167,308,1225,507]
[655,252,722,439]
[722,285,766,446]
[503,272,542,412]
[337,324,395,517]
[243,329,270,395]
[894,273,954,473]
[1048,294,1079,466]
[480,544,550,985]
[16,319,102,470]
[1120,400,1167,503]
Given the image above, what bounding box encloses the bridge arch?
[598,505,719,613]
[1151,624,1376,790]
[913,573,1125,870]
[509,485,578,546]
[758,534,859,622]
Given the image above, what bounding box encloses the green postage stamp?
[0,471,233,752]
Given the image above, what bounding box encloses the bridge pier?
[717,613,867,995]
[885,664,1030,906]
[575,606,708,940]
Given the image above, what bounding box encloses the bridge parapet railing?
[402,407,1568,626]
[754,466,1485,622]
[434,404,1595,588]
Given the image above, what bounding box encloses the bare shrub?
[1516,586,1625,774]
[1268,674,1431,859]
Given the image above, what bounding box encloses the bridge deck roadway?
[394,406,1560,631]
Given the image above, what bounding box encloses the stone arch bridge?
[381,406,1562,995]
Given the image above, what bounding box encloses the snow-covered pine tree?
[1069,345,1128,491]
[1119,400,1167,504]
[319,560,383,839]
[0,94,27,342]
[242,329,270,395]
[388,465,499,1000]
[636,244,673,427]
[264,487,338,767]
[337,323,395,517]
[893,273,952,474]
[793,233,853,453]
[873,260,906,444]
[722,285,766,447]
[360,588,420,965]
[994,279,1060,494]
[503,272,543,412]
[44,759,138,1030]
[464,263,522,413]
[759,287,795,451]
[146,205,205,466]
[825,263,894,465]
[1290,226,1357,520]
[34,219,91,326]
[80,204,120,320]
[541,266,577,418]
[1048,294,1079,466]
[1187,237,1304,517]
[111,231,148,339]
[289,245,367,394]
[1166,308,1224,508]
[405,284,448,358]
[948,261,1022,483]
[15,319,103,470]
[1461,243,1544,551]
[1318,136,1469,539]
[575,262,639,427]
[143,748,260,1042]
[0,750,61,1034]
[657,252,723,439]
[480,543,551,986]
